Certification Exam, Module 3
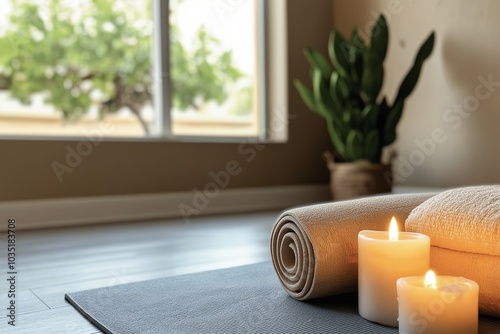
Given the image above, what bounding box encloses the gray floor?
[0,211,279,334]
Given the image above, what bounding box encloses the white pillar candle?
[358,217,430,327]
[397,270,478,334]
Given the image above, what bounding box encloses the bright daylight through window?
[0,0,263,139]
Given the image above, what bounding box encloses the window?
[0,0,273,140]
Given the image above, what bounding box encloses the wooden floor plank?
[13,242,271,288]
[0,289,49,318]
[0,306,102,334]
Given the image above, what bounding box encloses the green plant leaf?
[336,75,350,101]
[351,107,362,128]
[361,58,384,102]
[294,79,318,113]
[395,31,435,103]
[350,27,366,49]
[370,14,389,64]
[327,119,346,159]
[376,96,389,131]
[329,72,343,122]
[328,31,350,78]
[365,129,381,162]
[346,129,364,161]
[347,28,361,63]
[312,68,337,119]
[304,48,331,79]
[329,72,341,103]
[382,99,404,146]
[361,104,379,132]
[343,109,351,124]
[347,28,366,83]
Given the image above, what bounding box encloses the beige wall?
[333,0,500,187]
[0,0,333,202]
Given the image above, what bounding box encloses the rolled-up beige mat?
[270,193,436,300]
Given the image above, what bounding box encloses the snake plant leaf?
[327,120,347,159]
[328,31,350,78]
[376,97,390,129]
[362,104,379,133]
[312,68,338,119]
[294,80,318,114]
[329,73,343,122]
[361,58,384,103]
[330,72,342,104]
[351,107,363,128]
[352,52,364,84]
[336,75,350,102]
[382,99,404,146]
[349,28,366,83]
[365,129,381,162]
[370,15,389,64]
[348,28,363,63]
[304,48,331,79]
[349,28,366,55]
[394,31,435,103]
[343,109,351,124]
[346,129,364,161]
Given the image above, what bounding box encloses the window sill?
[0,110,277,142]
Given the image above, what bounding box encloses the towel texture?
[270,193,436,300]
[406,186,500,255]
[406,186,500,317]
[430,246,500,317]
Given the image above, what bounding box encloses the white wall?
[333,0,500,187]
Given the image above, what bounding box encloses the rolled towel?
[270,193,435,300]
[406,185,500,317]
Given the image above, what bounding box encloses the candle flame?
[389,216,398,241]
[425,270,437,289]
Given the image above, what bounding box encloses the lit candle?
[358,217,430,327]
[397,270,478,334]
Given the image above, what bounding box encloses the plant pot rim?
[328,159,391,172]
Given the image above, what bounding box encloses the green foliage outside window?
[0,0,246,134]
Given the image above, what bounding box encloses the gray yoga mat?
[66,262,500,334]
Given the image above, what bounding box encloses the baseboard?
[0,184,330,231]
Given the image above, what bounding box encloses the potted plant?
[294,14,435,200]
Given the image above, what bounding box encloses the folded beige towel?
[406,186,500,317]
[270,193,435,300]
[430,246,500,317]
[406,185,500,256]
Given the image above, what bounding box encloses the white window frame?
[155,0,269,143]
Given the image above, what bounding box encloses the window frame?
[155,0,268,143]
